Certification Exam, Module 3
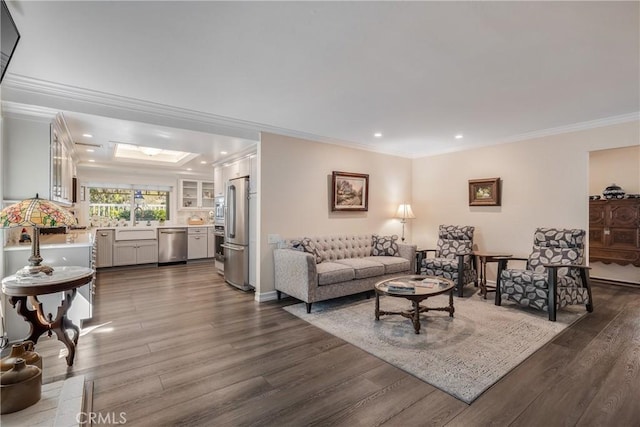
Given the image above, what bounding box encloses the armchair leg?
[276,290,282,301]
[495,259,506,306]
[547,268,558,322]
[457,254,465,298]
[305,303,312,314]
[581,268,594,313]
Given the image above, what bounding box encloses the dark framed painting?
[331,171,369,211]
[469,178,501,206]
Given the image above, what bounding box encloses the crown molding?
[498,112,640,146]
[1,100,58,120]
[2,74,414,158]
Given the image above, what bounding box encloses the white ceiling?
[2,1,639,174]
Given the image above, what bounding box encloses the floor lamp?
[395,204,415,242]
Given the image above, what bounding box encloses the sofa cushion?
[334,258,385,279]
[316,262,355,286]
[370,256,410,274]
[301,237,323,263]
[371,235,399,256]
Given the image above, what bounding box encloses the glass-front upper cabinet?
[179,179,214,210]
[200,181,214,208]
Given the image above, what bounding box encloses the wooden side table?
[2,266,94,366]
[474,252,512,299]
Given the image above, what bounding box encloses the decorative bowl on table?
[603,184,625,199]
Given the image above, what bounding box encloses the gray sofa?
[274,235,416,312]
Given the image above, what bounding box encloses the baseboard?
[591,277,640,288]
[255,290,279,302]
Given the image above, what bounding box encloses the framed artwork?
[469,178,501,206]
[331,171,369,211]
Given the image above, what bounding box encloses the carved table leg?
[449,289,455,317]
[9,289,79,366]
[375,292,380,321]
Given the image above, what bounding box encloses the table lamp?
[0,194,77,276]
[394,203,416,242]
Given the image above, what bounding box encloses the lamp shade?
[0,196,76,228]
[394,204,416,220]
[1,195,77,276]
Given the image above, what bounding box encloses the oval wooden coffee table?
[374,275,455,334]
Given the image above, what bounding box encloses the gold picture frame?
[469,178,501,206]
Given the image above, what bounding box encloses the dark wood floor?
[32,262,640,426]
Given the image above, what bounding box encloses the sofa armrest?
[274,248,318,303]
[397,243,417,273]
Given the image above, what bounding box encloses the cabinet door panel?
[609,205,639,227]
[589,228,605,247]
[113,244,136,266]
[588,203,606,226]
[609,228,640,250]
[136,242,159,264]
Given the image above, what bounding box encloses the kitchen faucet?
[134,206,143,225]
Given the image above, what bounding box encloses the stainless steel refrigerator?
[223,176,252,291]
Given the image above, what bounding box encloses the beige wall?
[588,145,640,282]
[411,120,640,284]
[589,145,639,196]
[258,133,413,297]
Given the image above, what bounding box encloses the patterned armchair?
[495,228,594,321]
[421,225,477,297]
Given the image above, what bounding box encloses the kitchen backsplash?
[176,210,213,225]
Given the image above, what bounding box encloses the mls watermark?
[76,412,127,425]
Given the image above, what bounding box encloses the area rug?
[283,290,586,404]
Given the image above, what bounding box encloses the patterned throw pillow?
[371,235,399,256]
[301,238,323,263]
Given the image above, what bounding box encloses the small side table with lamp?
[1,194,92,366]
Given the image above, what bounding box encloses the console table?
[1,266,94,366]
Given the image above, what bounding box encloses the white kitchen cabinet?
[113,240,158,265]
[3,112,76,205]
[179,179,214,210]
[188,228,208,259]
[213,167,223,196]
[50,114,76,206]
[249,154,257,192]
[95,229,114,268]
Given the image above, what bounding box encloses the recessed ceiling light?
[86,148,95,153]
[82,133,93,138]
[88,159,95,163]
[374,132,382,138]
[200,160,207,164]
[186,168,192,171]
[220,151,228,155]
[455,134,464,139]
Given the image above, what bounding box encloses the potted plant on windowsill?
[157,211,166,226]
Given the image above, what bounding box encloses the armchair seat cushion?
[423,257,461,273]
[368,256,410,274]
[500,269,572,289]
[334,258,385,279]
[317,262,355,286]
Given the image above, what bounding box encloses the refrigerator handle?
[227,183,236,239]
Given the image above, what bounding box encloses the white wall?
[411,120,640,284]
[588,145,640,283]
[258,133,413,298]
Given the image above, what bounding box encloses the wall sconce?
[394,204,415,242]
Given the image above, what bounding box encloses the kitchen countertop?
[4,231,94,251]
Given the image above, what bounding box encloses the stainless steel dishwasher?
[158,228,188,264]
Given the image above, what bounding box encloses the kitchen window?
[88,186,170,223]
